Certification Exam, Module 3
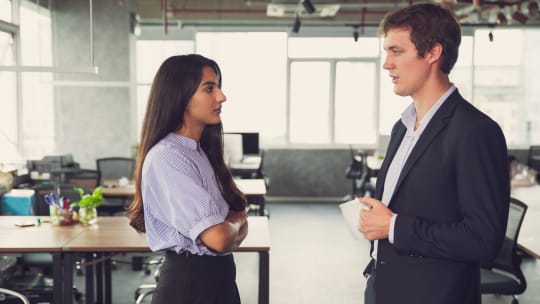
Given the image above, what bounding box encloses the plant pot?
[79,207,98,225]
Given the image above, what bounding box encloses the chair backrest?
[489,198,528,290]
[33,183,85,215]
[528,145,540,171]
[65,169,100,193]
[96,157,135,182]
[0,288,30,304]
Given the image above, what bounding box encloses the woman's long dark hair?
[127,54,247,233]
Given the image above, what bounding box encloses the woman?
[127,54,248,304]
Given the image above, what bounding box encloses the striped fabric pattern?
[141,133,230,256]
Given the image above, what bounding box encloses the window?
[196,32,288,146]
[135,40,194,139]
[288,37,380,146]
[0,0,11,22]
[0,30,18,164]
[472,29,538,146]
[19,1,54,159]
[288,37,379,58]
[289,61,330,144]
[334,61,377,144]
[134,29,540,150]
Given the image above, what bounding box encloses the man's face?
[382,28,432,99]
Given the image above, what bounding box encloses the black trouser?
[364,268,376,304]
[151,251,241,304]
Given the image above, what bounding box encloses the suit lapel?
[375,124,406,199]
[391,92,461,199]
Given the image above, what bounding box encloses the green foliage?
[70,186,104,209]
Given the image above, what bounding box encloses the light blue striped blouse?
[141,133,230,256]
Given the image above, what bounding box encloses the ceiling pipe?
[162,0,168,35]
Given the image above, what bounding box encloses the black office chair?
[134,255,164,304]
[64,169,100,194]
[344,147,374,201]
[480,198,528,304]
[0,288,30,304]
[96,157,135,215]
[527,145,540,182]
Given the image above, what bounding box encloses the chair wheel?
[511,299,518,304]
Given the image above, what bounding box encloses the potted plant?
[71,186,104,225]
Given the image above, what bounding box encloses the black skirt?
[151,251,241,304]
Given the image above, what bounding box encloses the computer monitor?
[241,132,259,155]
[224,132,260,155]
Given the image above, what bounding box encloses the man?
[358,3,510,304]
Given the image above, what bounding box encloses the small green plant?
[71,186,104,225]
[71,186,104,209]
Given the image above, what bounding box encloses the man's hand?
[358,197,395,240]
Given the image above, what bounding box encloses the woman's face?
[183,66,227,129]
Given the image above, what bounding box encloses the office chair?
[0,288,30,304]
[480,198,528,304]
[96,157,135,215]
[344,147,374,201]
[134,256,164,304]
[527,146,540,182]
[64,169,100,193]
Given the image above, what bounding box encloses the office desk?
[236,179,267,216]
[101,179,135,199]
[229,155,263,179]
[511,185,540,259]
[101,179,267,197]
[0,216,86,303]
[62,216,271,304]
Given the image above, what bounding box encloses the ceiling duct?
[266,3,340,18]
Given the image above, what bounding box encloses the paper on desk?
[339,198,370,240]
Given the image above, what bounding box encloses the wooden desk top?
[101,179,135,198]
[511,185,540,259]
[235,179,267,196]
[62,216,270,253]
[0,216,86,252]
[100,179,267,198]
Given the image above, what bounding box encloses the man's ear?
[427,43,443,64]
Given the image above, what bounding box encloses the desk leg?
[85,253,94,304]
[258,251,269,304]
[258,197,266,216]
[52,253,63,304]
[104,254,112,304]
[96,253,103,304]
[62,253,74,304]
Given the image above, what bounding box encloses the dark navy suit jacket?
[365,90,510,304]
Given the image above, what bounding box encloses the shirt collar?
[401,84,456,133]
[166,133,200,151]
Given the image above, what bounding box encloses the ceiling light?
[497,12,508,25]
[529,1,539,18]
[512,10,528,24]
[292,15,301,34]
[302,0,316,15]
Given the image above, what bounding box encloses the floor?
[68,201,540,303]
